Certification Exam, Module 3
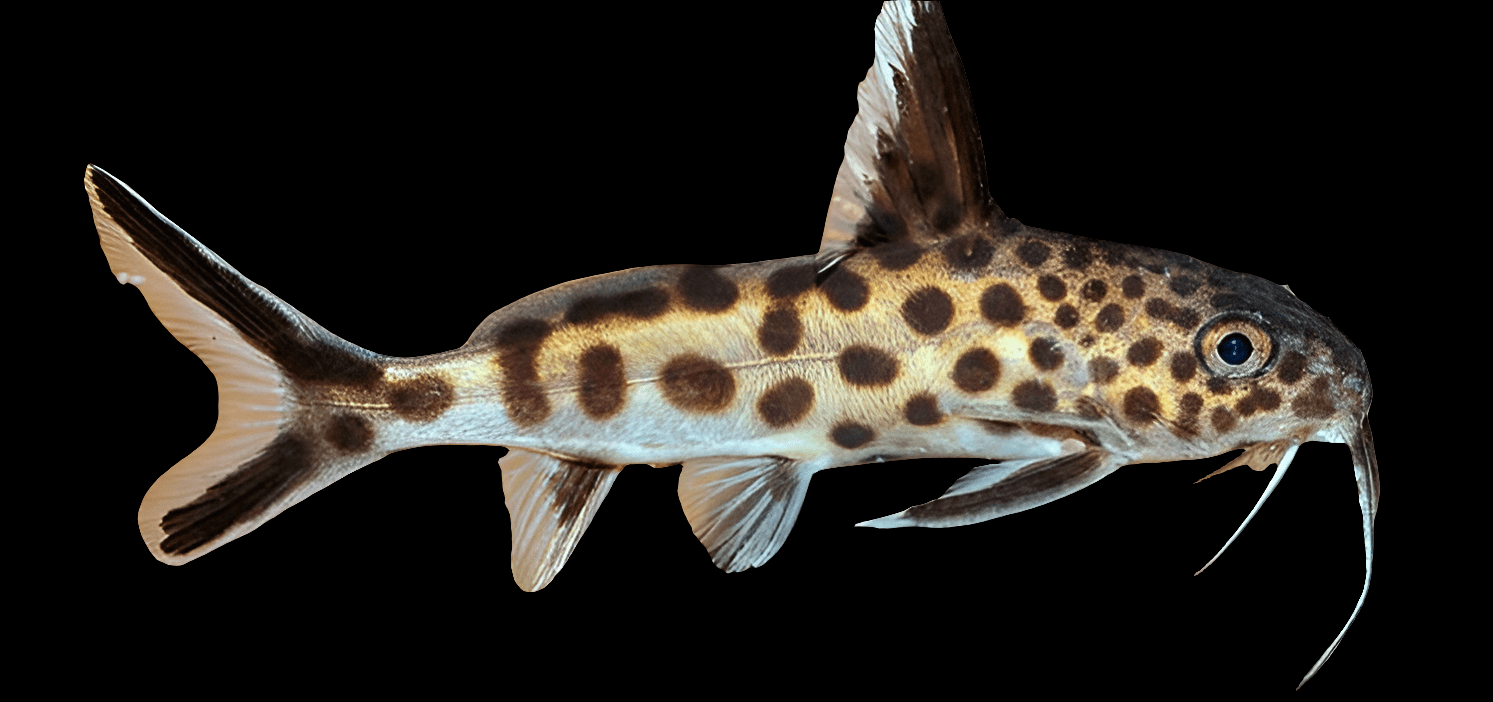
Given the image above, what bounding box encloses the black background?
[56,3,1418,695]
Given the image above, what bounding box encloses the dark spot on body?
[945,234,995,272]
[678,266,739,312]
[326,414,374,453]
[1292,376,1335,419]
[1089,357,1120,385]
[1210,406,1237,432]
[872,240,923,270]
[831,422,876,449]
[1123,386,1160,422]
[1029,337,1064,371]
[1178,392,1203,434]
[1235,385,1282,417]
[1169,352,1197,382]
[1055,304,1079,328]
[1168,276,1202,297]
[901,287,954,336]
[1126,337,1163,367]
[952,348,1000,392]
[757,307,802,356]
[565,287,670,325]
[1062,243,1093,271]
[904,394,943,426]
[838,345,900,387]
[822,268,870,312]
[980,283,1025,326]
[1206,377,1230,394]
[661,354,736,412]
[496,318,552,426]
[389,376,455,422]
[1094,304,1125,333]
[1016,240,1050,267]
[766,264,816,299]
[1081,279,1107,302]
[578,344,626,419]
[1037,275,1067,301]
[757,377,815,427]
[1012,380,1057,412]
[1277,351,1308,384]
[1145,298,1201,329]
[1121,275,1145,299]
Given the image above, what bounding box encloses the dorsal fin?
[499,449,622,591]
[820,1,1002,260]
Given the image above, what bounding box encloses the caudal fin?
[87,164,395,564]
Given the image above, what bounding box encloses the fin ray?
[677,456,813,573]
[500,449,622,591]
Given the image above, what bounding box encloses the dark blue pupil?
[1218,333,1253,365]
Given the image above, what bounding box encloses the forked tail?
[87,164,409,564]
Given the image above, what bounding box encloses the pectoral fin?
[859,449,1123,529]
[499,449,622,592]
[677,457,814,573]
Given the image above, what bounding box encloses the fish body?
[88,2,1375,689]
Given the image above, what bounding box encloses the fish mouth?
[1296,415,1378,688]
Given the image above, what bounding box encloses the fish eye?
[1217,333,1253,365]
[1195,314,1274,378]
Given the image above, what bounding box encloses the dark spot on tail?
[1016,240,1050,267]
[904,393,943,425]
[326,414,374,453]
[980,284,1025,327]
[767,264,816,299]
[661,355,736,412]
[1123,386,1160,422]
[839,345,900,387]
[389,376,454,422]
[822,268,870,312]
[1012,380,1057,412]
[1029,337,1064,371]
[901,287,954,336]
[757,377,815,427]
[678,266,739,312]
[953,348,1000,392]
[758,307,803,356]
[578,344,627,420]
[496,318,552,426]
[831,422,876,449]
[159,431,317,556]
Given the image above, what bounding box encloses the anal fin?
[677,456,814,573]
[500,449,622,592]
[859,449,1122,529]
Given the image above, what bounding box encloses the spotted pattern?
[1206,377,1230,395]
[901,287,954,336]
[678,266,739,312]
[1277,351,1308,384]
[1292,376,1335,419]
[758,307,802,356]
[1080,279,1107,302]
[389,376,454,422]
[831,422,876,449]
[1145,298,1201,329]
[1054,304,1079,329]
[1016,240,1050,267]
[823,268,870,312]
[757,377,815,427]
[945,234,995,271]
[661,354,736,412]
[578,344,627,419]
[1029,337,1064,371]
[496,318,552,426]
[1037,275,1067,301]
[980,284,1025,327]
[1094,304,1125,333]
[1169,352,1197,383]
[904,393,943,425]
[952,348,1000,392]
[1121,275,1145,299]
[1210,406,1237,433]
[766,264,816,299]
[1123,386,1160,422]
[872,240,923,270]
[1178,393,1203,434]
[1168,276,1202,297]
[1062,243,1093,271]
[839,345,900,387]
[1236,385,1282,417]
[1126,337,1163,367]
[566,287,670,325]
[1012,380,1056,412]
[326,414,374,453]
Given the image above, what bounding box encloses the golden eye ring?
[1195,313,1275,378]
